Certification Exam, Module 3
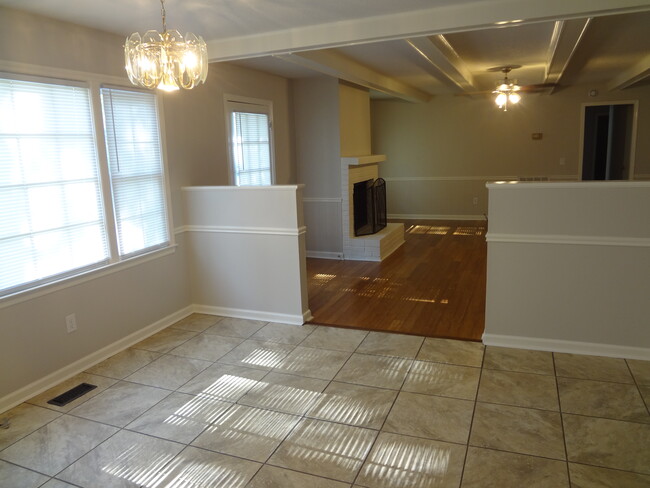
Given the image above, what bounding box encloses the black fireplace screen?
[353,178,387,236]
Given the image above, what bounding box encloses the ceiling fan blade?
[518,83,556,92]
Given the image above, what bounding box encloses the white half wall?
[183,186,311,324]
[484,181,650,359]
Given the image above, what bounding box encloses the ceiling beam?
[545,18,591,93]
[608,54,650,90]
[275,50,431,103]
[405,35,476,93]
[207,0,649,61]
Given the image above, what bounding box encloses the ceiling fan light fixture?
[124,0,208,92]
[492,66,521,111]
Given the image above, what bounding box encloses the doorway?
[580,102,637,180]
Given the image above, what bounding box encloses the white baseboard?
[388,214,487,221]
[0,306,193,414]
[482,333,650,360]
[306,251,344,260]
[193,304,308,326]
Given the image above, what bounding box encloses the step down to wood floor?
[47,383,97,407]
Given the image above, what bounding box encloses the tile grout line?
[553,351,572,486]
[457,342,486,487]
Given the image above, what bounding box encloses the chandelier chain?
[160,0,167,33]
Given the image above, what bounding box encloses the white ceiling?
[2,0,650,100]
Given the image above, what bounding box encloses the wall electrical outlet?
[472,197,478,205]
[65,313,77,333]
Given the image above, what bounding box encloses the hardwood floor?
[306,220,487,341]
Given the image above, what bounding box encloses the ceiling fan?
[459,65,556,110]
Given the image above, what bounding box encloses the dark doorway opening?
[582,103,635,180]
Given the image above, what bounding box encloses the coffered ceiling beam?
[405,35,476,93]
[207,0,648,62]
[275,50,431,103]
[545,18,591,93]
[607,54,650,90]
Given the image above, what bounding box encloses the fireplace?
[353,178,387,236]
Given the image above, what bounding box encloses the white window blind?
[0,77,108,296]
[101,88,169,257]
[230,110,273,186]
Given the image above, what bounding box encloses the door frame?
[578,100,638,181]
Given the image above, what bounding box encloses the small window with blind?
[225,97,275,186]
[0,73,171,299]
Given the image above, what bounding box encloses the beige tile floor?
[1,314,649,487]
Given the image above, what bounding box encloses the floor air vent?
[47,383,97,407]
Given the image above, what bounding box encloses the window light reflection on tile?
[101,444,176,487]
[206,406,294,443]
[408,362,469,388]
[151,459,247,488]
[286,422,372,472]
[163,394,229,427]
[241,348,285,368]
[310,393,388,426]
[199,374,259,401]
[245,382,322,413]
[362,438,451,487]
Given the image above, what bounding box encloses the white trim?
[482,333,650,360]
[0,246,177,310]
[388,214,487,221]
[577,100,639,181]
[0,306,193,414]
[486,180,650,189]
[181,185,303,192]
[341,155,386,165]
[306,251,344,260]
[383,175,576,182]
[486,233,650,247]
[302,197,343,203]
[183,225,307,236]
[0,60,131,87]
[193,304,309,326]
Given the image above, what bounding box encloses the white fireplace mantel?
[341,154,387,166]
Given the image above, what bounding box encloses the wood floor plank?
[306,219,487,341]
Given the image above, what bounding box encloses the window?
[0,75,170,298]
[225,97,275,186]
[101,88,169,257]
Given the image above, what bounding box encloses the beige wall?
[371,83,650,218]
[164,62,296,225]
[0,7,297,408]
[485,181,650,358]
[293,77,344,255]
[339,82,372,157]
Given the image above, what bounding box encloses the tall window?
[225,98,274,186]
[0,77,108,295]
[101,88,169,257]
[0,75,170,298]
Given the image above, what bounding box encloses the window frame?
[0,68,174,304]
[224,95,276,186]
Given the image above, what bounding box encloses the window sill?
[0,245,178,310]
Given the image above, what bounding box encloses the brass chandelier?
[124,0,208,92]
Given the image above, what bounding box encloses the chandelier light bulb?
[124,0,208,91]
[508,92,521,104]
[495,92,507,107]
